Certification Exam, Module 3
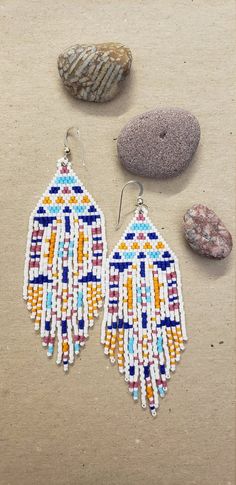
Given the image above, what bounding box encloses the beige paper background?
[0,1,235,484]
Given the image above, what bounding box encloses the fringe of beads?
[23,159,106,371]
[101,209,187,416]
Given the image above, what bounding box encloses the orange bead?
[62,343,69,352]
[147,386,153,399]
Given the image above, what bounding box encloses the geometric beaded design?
[101,208,187,416]
[23,158,106,371]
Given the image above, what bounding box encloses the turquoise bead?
[128,337,134,354]
[158,386,165,397]
[48,344,54,355]
[74,342,80,352]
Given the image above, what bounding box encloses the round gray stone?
[117,108,201,178]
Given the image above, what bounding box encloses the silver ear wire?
[63,127,86,167]
[116,180,147,230]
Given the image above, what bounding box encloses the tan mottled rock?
[58,42,132,102]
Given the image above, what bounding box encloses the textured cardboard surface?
[0,1,235,484]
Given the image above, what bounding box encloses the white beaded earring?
[101,181,187,416]
[23,127,107,371]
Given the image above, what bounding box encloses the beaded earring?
[101,181,187,416]
[23,127,107,371]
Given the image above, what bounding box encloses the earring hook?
[63,126,86,167]
[116,180,146,230]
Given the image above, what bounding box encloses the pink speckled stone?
[183,204,233,259]
[117,108,200,178]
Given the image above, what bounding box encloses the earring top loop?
[61,127,86,168]
[116,180,147,230]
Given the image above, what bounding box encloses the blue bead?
[49,186,60,194]
[163,251,171,258]
[63,206,71,213]
[88,205,96,213]
[34,216,56,227]
[30,275,52,284]
[142,312,147,322]
[144,365,150,378]
[125,233,135,240]
[62,320,67,333]
[37,206,46,214]
[72,186,83,193]
[62,268,68,283]
[165,317,171,327]
[160,364,165,374]
[113,252,122,260]
[148,232,158,239]
[129,365,135,376]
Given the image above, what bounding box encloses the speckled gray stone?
[117,108,200,178]
[183,204,233,259]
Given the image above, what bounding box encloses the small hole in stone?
[160,130,167,139]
